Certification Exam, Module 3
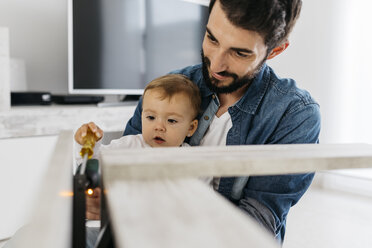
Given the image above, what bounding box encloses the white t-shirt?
[200,111,232,146]
[199,112,233,188]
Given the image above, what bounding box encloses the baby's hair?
[143,74,201,119]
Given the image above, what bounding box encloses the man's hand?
[75,122,104,145]
[86,187,101,220]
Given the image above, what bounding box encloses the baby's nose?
[154,121,165,131]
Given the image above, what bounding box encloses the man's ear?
[188,119,198,137]
[267,40,289,60]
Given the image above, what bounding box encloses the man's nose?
[209,50,228,73]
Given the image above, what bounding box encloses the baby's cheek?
[142,129,151,142]
[171,128,187,140]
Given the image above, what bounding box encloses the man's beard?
[201,50,265,94]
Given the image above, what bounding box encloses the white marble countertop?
[0,104,136,138]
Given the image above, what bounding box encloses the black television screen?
[68,0,208,95]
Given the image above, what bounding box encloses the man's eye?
[146,116,155,120]
[235,51,248,58]
[207,34,217,43]
[168,119,178,124]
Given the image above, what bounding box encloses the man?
[124,0,320,242]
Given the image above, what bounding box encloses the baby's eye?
[168,119,178,124]
[146,116,155,121]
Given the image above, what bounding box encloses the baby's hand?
[74,122,103,145]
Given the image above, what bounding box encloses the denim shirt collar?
[234,63,269,115]
[198,63,270,115]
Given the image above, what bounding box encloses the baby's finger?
[74,124,88,144]
[88,122,98,133]
[80,124,89,137]
[95,127,103,140]
[88,122,102,140]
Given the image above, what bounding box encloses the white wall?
[0,0,68,94]
[267,0,341,143]
[268,0,372,144]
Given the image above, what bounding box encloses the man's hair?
[143,74,201,119]
[209,0,302,52]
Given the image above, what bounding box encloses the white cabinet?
[0,135,58,239]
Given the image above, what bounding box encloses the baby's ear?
[188,119,198,137]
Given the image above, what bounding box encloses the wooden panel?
[101,143,372,247]
[100,143,372,180]
[104,178,279,248]
[101,143,372,248]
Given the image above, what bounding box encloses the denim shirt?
[124,63,321,242]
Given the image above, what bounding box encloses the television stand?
[122,94,141,101]
[97,94,141,108]
[51,94,104,105]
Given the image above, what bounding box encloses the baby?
[75,74,202,222]
[74,74,201,154]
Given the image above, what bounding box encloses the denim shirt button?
[212,94,216,99]
[204,115,210,120]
